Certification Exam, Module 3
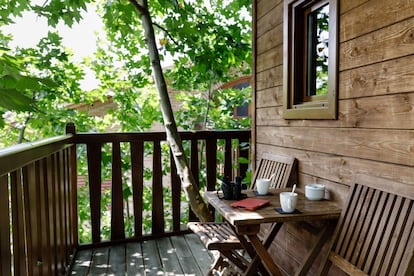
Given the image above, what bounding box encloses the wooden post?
[66,123,78,247]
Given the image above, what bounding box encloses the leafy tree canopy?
[0,0,251,146]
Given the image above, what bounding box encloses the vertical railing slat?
[60,150,67,266]
[66,123,78,246]
[63,148,72,262]
[46,155,58,274]
[205,138,217,191]
[23,163,39,276]
[131,140,144,238]
[111,141,125,240]
[64,147,75,267]
[152,140,164,234]
[224,138,232,180]
[239,137,249,179]
[39,159,52,275]
[188,139,200,222]
[56,151,65,271]
[171,150,182,230]
[87,143,102,243]
[11,169,27,275]
[0,175,12,276]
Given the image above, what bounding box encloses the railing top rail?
[72,129,251,143]
[0,134,73,176]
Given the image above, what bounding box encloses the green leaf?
[0,89,36,112]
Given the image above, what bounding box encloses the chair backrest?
[320,174,414,276]
[251,153,297,190]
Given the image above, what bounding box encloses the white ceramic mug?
[280,192,298,213]
[305,184,325,200]
[256,178,271,195]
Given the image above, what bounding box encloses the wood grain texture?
[257,126,414,167]
[111,142,125,240]
[340,16,414,71]
[257,0,283,37]
[257,44,283,73]
[340,0,414,42]
[256,93,414,130]
[256,86,284,108]
[0,175,11,276]
[339,0,369,15]
[319,175,414,275]
[339,55,414,99]
[257,24,284,55]
[254,1,414,218]
[188,153,296,273]
[256,65,283,90]
[152,140,164,234]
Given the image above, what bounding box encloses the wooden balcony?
[70,233,213,275]
[0,123,250,275]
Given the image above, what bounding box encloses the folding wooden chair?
[188,153,297,275]
[318,174,414,276]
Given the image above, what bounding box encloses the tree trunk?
[130,0,213,222]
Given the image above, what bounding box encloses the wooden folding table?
[204,188,342,275]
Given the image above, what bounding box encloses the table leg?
[245,234,283,276]
[245,223,283,274]
[295,220,337,276]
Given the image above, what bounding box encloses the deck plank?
[157,237,184,274]
[126,242,145,275]
[70,249,92,275]
[185,233,215,273]
[141,239,163,275]
[170,235,204,275]
[90,247,109,275]
[70,234,213,275]
[108,245,126,275]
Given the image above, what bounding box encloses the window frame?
[283,0,338,119]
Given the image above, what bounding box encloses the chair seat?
[187,222,244,250]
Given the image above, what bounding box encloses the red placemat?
[231,198,270,210]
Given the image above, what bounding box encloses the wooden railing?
[0,123,250,274]
[0,135,76,276]
[67,123,251,246]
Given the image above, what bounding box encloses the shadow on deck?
[70,234,214,275]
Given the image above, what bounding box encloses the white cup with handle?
[280,192,298,213]
[256,178,271,195]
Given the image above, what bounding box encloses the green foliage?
[159,1,252,91]
[0,47,49,122]
[0,0,30,25]
[0,0,252,243]
[176,86,251,130]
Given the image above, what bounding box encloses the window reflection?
[306,3,329,97]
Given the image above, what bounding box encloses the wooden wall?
[253,0,414,274]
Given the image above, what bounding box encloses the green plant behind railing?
[76,135,249,244]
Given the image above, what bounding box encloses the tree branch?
[129,0,213,222]
[153,22,179,46]
[129,0,179,47]
[128,0,146,15]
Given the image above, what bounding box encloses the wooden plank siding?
[253,0,414,275]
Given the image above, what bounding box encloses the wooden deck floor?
[69,233,214,275]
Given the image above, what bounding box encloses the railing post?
[239,137,250,179]
[66,123,78,247]
[205,137,217,191]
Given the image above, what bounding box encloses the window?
[283,0,338,119]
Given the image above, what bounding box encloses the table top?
[204,188,342,227]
